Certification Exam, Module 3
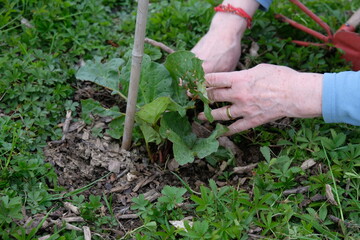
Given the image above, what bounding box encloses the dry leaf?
[126,172,138,182]
[325,184,338,206]
[169,218,193,232]
[301,159,316,170]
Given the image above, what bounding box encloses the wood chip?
[167,158,180,171]
[143,189,161,202]
[301,159,316,170]
[38,235,51,240]
[63,217,84,223]
[109,184,131,193]
[283,186,310,196]
[51,219,82,231]
[117,214,138,219]
[133,174,157,192]
[21,17,34,28]
[68,121,86,133]
[126,172,138,182]
[328,215,360,229]
[310,194,327,202]
[325,184,338,206]
[83,226,91,240]
[64,202,80,215]
[108,160,121,173]
[233,163,258,174]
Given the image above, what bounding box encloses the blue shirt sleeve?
[322,71,360,125]
[256,0,273,11]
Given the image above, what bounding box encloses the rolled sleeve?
[322,71,360,125]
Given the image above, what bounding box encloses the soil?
[40,82,263,239]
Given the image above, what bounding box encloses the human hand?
[191,20,242,73]
[198,64,323,135]
[191,0,259,73]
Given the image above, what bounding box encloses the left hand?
[198,64,324,135]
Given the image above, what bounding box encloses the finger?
[207,87,233,102]
[205,73,233,88]
[198,105,241,121]
[225,115,279,135]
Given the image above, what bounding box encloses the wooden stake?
[121,0,149,150]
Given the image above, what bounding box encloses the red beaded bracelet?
[214,4,252,29]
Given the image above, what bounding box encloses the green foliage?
[1,0,360,238]
[0,195,22,224]
[76,50,226,165]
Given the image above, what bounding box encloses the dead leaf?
[108,160,121,173]
[325,184,338,206]
[126,172,138,182]
[233,163,258,174]
[169,218,193,231]
[301,159,316,170]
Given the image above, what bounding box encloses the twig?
[83,226,91,240]
[62,110,72,141]
[144,37,175,54]
[328,215,360,229]
[63,202,79,215]
[132,174,158,192]
[232,163,258,174]
[63,217,84,223]
[122,0,149,150]
[325,184,338,206]
[117,214,138,219]
[283,186,310,196]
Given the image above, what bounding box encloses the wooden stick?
[144,37,175,54]
[122,0,149,150]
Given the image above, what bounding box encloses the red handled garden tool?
[274,0,360,71]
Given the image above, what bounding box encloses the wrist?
[295,72,323,117]
[210,0,259,37]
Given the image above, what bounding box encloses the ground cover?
[0,0,359,239]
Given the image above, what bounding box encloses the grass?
[0,0,359,239]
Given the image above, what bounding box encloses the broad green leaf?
[138,119,162,145]
[164,51,213,122]
[120,55,187,106]
[136,96,186,125]
[193,124,228,159]
[106,116,125,139]
[81,99,123,124]
[76,57,124,95]
[160,112,225,165]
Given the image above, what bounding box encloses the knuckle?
[205,73,216,85]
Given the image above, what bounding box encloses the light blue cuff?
[322,71,360,125]
[256,0,273,11]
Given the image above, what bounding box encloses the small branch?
[62,110,72,141]
[144,37,175,54]
[117,214,138,219]
[83,226,91,240]
[329,215,360,229]
[232,163,258,174]
[283,186,310,196]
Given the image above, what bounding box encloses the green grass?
[1,0,359,239]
